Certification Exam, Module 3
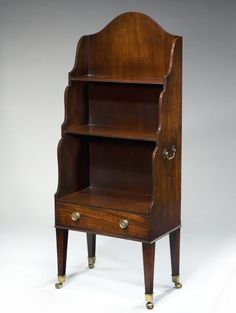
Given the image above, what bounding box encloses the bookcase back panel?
[87,12,175,79]
[89,83,161,131]
[90,137,154,195]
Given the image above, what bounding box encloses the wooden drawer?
[55,203,150,241]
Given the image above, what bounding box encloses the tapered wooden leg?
[87,233,96,269]
[169,228,182,288]
[55,228,68,289]
[142,242,155,309]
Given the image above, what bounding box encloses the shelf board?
[57,187,152,215]
[65,125,156,142]
[70,75,164,85]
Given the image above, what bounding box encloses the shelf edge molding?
[64,125,157,142]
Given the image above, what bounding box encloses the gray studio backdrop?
[1,0,235,253]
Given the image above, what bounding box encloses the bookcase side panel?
[69,36,89,78]
[63,82,89,131]
[150,37,182,240]
[55,135,90,199]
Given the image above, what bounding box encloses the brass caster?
[55,275,66,289]
[55,282,63,289]
[88,257,96,269]
[172,275,182,289]
[175,282,182,289]
[146,302,154,310]
[145,294,154,310]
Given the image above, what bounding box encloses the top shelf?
[70,75,164,85]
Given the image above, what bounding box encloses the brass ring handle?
[71,212,80,221]
[163,146,176,160]
[119,219,129,229]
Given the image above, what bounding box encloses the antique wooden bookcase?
[54,12,182,309]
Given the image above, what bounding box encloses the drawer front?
[55,203,149,241]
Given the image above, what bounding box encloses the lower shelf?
[65,125,156,141]
[57,187,152,215]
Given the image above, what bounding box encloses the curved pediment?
[70,12,178,80]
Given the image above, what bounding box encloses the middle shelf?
[65,80,162,142]
[64,124,156,141]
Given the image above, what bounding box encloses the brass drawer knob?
[119,219,128,229]
[71,212,80,221]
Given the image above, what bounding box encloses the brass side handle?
[119,219,129,229]
[71,212,80,221]
[163,146,176,160]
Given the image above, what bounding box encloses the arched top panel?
[70,12,178,80]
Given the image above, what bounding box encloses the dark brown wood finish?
[73,13,175,80]
[56,228,68,276]
[55,135,90,199]
[87,233,96,259]
[142,242,156,294]
[89,83,160,132]
[55,12,182,308]
[65,125,156,141]
[169,228,180,276]
[58,187,151,214]
[56,202,150,241]
[70,75,164,84]
[150,35,182,241]
[90,138,154,195]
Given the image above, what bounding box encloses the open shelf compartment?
[57,186,152,215]
[64,82,162,141]
[56,136,155,215]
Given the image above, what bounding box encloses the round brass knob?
[71,212,80,221]
[119,219,128,229]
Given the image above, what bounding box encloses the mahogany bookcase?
[54,12,182,309]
